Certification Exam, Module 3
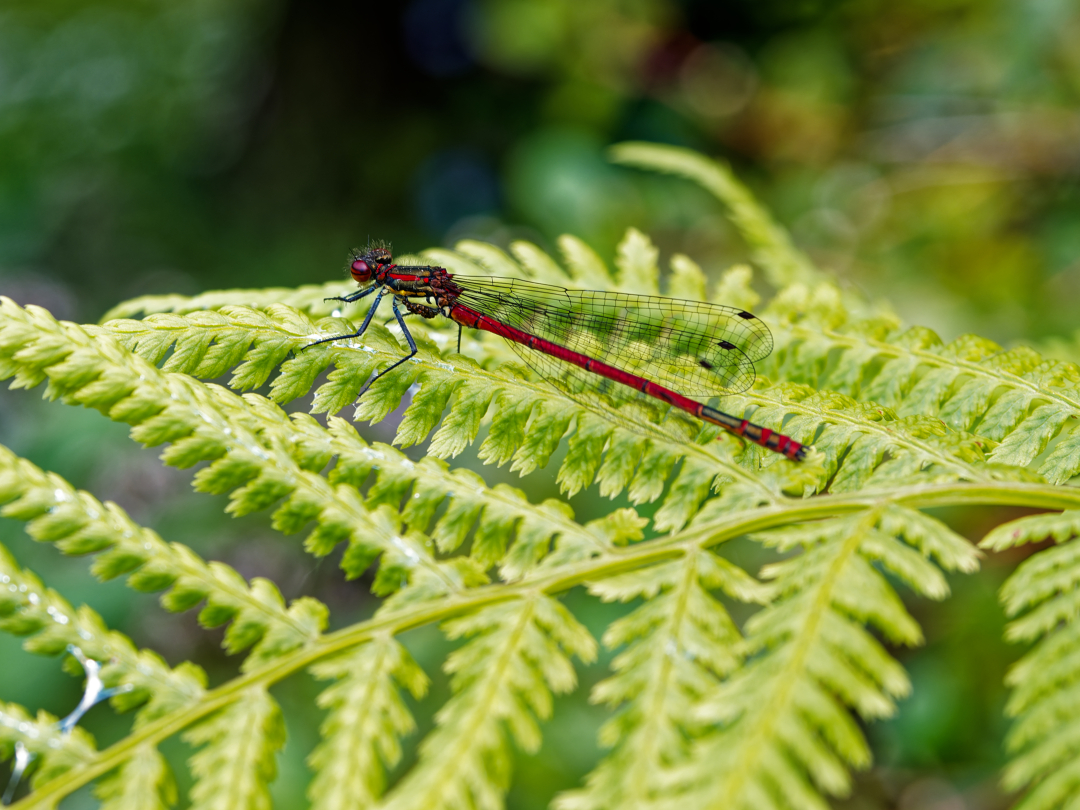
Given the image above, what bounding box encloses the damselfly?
[309,243,808,460]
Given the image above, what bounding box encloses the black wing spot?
[717,340,736,350]
[737,311,756,320]
[699,359,714,369]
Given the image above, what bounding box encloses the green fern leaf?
[982,510,1080,553]
[454,240,527,280]
[96,240,835,517]
[0,541,208,724]
[99,282,347,322]
[982,511,1080,807]
[1038,423,1080,484]
[659,508,976,809]
[0,443,334,704]
[558,548,767,810]
[614,228,660,294]
[426,372,497,458]
[8,141,1080,810]
[510,240,570,285]
[667,254,707,301]
[476,385,533,465]
[184,687,285,810]
[989,404,1071,467]
[558,234,615,290]
[652,457,728,533]
[307,637,428,810]
[377,595,595,810]
[93,746,176,810]
[1,298,505,606]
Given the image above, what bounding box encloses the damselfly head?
[348,242,393,282]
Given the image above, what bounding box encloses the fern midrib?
[706,510,874,809]
[20,479,1080,809]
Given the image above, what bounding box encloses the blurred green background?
[2,0,1078,807]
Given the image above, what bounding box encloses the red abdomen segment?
[450,304,807,461]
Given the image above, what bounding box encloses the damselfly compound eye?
[351,260,373,281]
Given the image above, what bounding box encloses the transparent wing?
[451,276,772,397]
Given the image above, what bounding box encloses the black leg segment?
[324,285,378,305]
[357,297,419,396]
[306,288,386,348]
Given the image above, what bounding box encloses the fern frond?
[753,280,1080,481]
[99,282,347,322]
[184,687,285,810]
[451,240,535,282]
[614,228,662,294]
[977,510,1080,808]
[307,636,428,810]
[8,134,1080,810]
[378,594,596,810]
[551,235,617,291]
[0,443,326,676]
[662,507,977,810]
[0,297,494,608]
[97,227,1051,526]
[6,295,676,603]
[557,548,767,810]
[984,509,1080,554]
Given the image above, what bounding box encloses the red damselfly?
[308,243,808,461]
